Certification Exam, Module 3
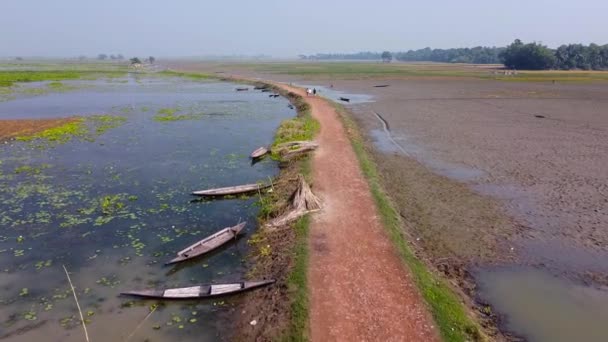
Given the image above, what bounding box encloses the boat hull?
[191,183,270,197]
[121,280,275,299]
[166,222,246,265]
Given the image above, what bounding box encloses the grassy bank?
[262,86,316,341]
[216,80,317,341]
[333,102,485,342]
[0,70,126,87]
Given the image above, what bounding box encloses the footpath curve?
[277,84,439,341]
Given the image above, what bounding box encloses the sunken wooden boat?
[250,146,269,159]
[339,97,350,102]
[191,183,271,197]
[121,280,275,299]
[236,87,249,91]
[166,222,246,265]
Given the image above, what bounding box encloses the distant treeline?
[501,40,608,70]
[301,40,608,70]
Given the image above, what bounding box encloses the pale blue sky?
[2,0,607,57]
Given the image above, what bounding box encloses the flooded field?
[0,74,294,341]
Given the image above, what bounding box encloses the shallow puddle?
[292,83,374,104]
[0,74,293,340]
[476,267,608,342]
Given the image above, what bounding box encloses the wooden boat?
[261,89,271,93]
[236,87,249,91]
[192,183,270,197]
[121,280,275,299]
[166,222,246,265]
[253,85,267,90]
[250,146,269,159]
[339,97,350,102]
[374,84,390,88]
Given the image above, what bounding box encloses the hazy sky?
[2,0,607,57]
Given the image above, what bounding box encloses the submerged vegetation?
[153,107,206,122]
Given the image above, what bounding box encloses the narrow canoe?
[250,146,269,159]
[121,280,275,299]
[191,183,270,197]
[339,97,350,102]
[166,222,246,265]
[236,87,249,91]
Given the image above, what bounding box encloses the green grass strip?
[282,215,310,342]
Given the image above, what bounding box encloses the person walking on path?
[313,88,317,96]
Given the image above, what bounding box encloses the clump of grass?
[160,70,211,80]
[15,115,126,147]
[16,119,87,143]
[271,92,318,159]
[153,107,204,122]
[335,103,485,342]
[89,115,127,134]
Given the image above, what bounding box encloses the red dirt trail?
[279,84,439,341]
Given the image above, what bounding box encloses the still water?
[0,75,293,341]
[477,267,608,342]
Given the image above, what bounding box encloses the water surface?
[476,267,608,342]
[0,75,293,341]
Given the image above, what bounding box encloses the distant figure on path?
[306,88,312,96]
[313,88,317,96]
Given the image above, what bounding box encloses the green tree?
[381,51,392,63]
[97,54,108,60]
[500,39,556,70]
[130,57,142,65]
[149,56,156,64]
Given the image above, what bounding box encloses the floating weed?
[100,194,125,215]
[60,315,75,328]
[19,288,29,296]
[14,164,51,175]
[23,311,37,321]
[14,249,24,257]
[34,259,52,270]
[96,275,120,288]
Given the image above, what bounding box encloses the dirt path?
[278,84,439,341]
